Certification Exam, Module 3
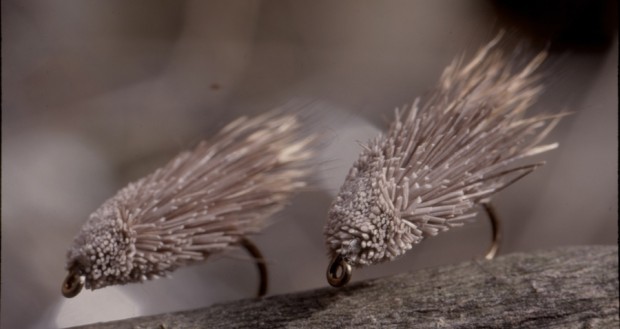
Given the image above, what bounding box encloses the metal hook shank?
[239,237,268,297]
[326,255,352,287]
[482,202,502,260]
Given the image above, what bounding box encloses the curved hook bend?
[239,237,268,297]
[482,202,502,260]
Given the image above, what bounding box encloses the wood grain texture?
[69,245,619,329]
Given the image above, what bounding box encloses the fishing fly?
[62,112,315,298]
[324,33,564,287]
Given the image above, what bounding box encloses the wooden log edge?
[69,245,619,328]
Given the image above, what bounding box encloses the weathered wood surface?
[70,245,619,329]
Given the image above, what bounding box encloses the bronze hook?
[239,237,268,297]
[326,254,352,287]
[481,202,502,260]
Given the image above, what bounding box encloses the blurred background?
[2,1,617,328]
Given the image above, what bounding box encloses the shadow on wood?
[69,245,619,328]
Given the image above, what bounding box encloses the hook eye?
[326,255,352,287]
[62,269,85,298]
